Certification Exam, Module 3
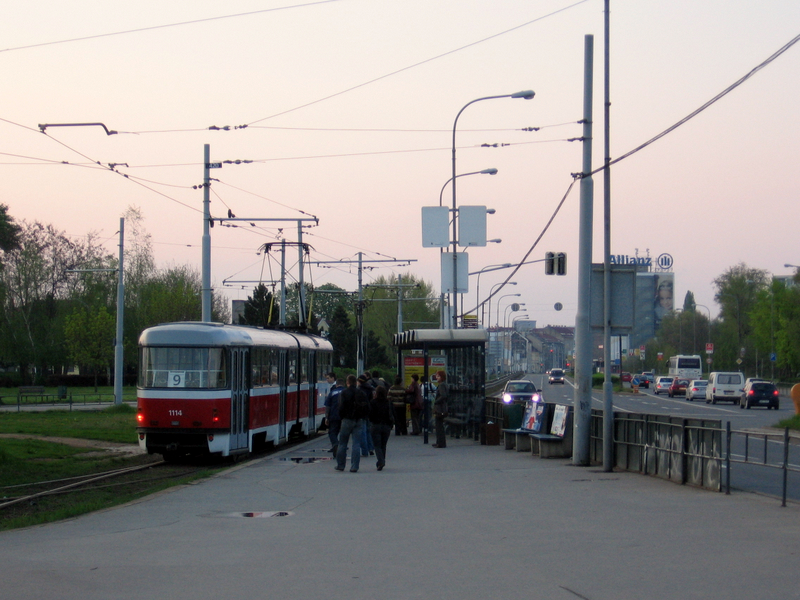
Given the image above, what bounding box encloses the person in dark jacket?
[324,373,344,455]
[335,375,369,472]
[433,370,449,448]
[369,384,394,471]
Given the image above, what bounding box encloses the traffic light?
[555,252,567,276]
[545,252,555,275]
[545,252,567,275]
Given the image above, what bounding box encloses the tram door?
[229,348,250,452]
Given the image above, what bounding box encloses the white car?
[654,377,673,395]
[685,379,708,401]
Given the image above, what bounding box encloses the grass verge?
[0,405,223,530]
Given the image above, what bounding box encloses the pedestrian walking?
[406,373,423,435]
[388,376,408,435]
[358,374,376,456]
[432,370,449,448]
[369,384,394,471]
[335,374,370,472]
[323,373,344,455]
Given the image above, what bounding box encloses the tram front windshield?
[139,347,228,389]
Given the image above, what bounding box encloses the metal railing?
[725,423,797,507]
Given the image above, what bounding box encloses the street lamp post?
[503,304,526,373]
[475,263,513,326]
[450,90,534,328]
[495,293,521,329]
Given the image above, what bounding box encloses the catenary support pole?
[573,34,594,466]
[114,218,124,405]
[602,0,614,471]
[201,144,212,322]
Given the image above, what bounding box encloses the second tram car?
[136,322,333,460]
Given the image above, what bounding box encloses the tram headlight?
[502,393,512,404]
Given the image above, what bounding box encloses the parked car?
[654,376,673,395]
[740,381,780,410]
[668,378,689,397]
[639,373,654,389]
[706,371,745,404]
[502,380,541,404]
[620,372,632,383]
[685,379,708,401]
[548,369,565,385]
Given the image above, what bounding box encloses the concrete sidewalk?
[1,432,798,600]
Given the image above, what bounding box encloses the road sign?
[705,342,714,354]
[736,358,743,365]
[770,353,777,362]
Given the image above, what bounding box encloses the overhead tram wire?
[587,31,800,178]
[244,0,591,126]
[0,0,342,54]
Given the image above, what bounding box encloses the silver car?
[654,377,673,395]
[685,379,708,401]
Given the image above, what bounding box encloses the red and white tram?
[136,322,333,460]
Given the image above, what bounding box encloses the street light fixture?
[449,90,534,328]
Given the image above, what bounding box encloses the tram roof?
[393,328,488,348]
[139,322,333,352]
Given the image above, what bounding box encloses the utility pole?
[114,218,124,405]
[201,144,213,322]
[573,34,594,466]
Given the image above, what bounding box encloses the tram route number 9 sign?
[168,371,186,388]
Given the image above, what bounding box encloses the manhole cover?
[222,511,294,518]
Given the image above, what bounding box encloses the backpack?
[353,387,371,420]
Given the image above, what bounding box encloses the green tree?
[239,283,279,328]
[712,263,768,372]
[64,306,115,390]
[0,204,21,255]
[0,221,110,383]
[327,304,357,369]
[363,272,439,356]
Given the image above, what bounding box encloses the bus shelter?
[393,329,488,439]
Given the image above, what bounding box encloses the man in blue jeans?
[335,374,369,473]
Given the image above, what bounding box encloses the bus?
[668,355,703,380]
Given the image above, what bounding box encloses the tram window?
[139,346,227,389]
[251,347,277,387]
[300,352,309,383]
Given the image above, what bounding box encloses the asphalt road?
[520,372,800,502]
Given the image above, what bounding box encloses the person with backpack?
[335,374,370,473]
[369,384,395,471]
[388,376,409,435]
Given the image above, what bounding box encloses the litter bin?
[482,422,500,445]
[503,402,524,430]
[57,385,68,400]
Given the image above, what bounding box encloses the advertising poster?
[403,355,447,386]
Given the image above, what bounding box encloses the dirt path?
[0,434,145,456]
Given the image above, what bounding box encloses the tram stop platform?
[1,431,799,600]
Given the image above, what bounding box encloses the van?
[705,371,744,404]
